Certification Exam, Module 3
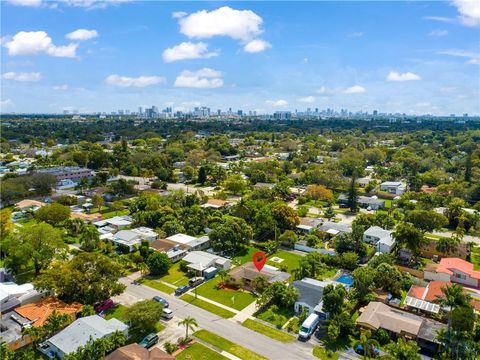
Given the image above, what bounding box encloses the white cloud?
[439,49,480,64]
[61,0,131,10]
[244,39,271,53]
[66,29,98,41]
[386,71,421,81]
[174,68,223,88]
[4,31,77,58]
[344,85,366,94]
[178,6,263,42]
[317,86,335,94]
[162,42,218,63]
[7,0,42,7]
[1,99,14,108]
[172,11,187,19]
[429,29,448,36]
[105,74,166,87]
[2,71,42,81]
[298,96,316,103]
[54,84,69,90]
[424,16,457,24]
[452,0,480,26]
[266,99,288,107]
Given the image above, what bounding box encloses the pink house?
[424,258,480,288]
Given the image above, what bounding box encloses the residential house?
[182,251,231,276]
[356,302,446,353]
[94,215,133,232]
[0,278,42,313]
[36,166,94,183]
[112,227,158,251]
[293,241,336,256]
[318,221,352,237]
[150,239,189,263]
[404,281,446,314]
[291,278,343,319]
[14,199,46,212]
[380,181,406,195]
[363,226,395,253]
[296,217,323,233]
[39,315,128,359]
[106,343,174,360]
[229,263,290,289]
[200,199,231,209]
[14,297,82,327]
[424,258,480,288]
[338,194,385,210]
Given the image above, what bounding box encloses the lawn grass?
[195,276,256,311]
[255,305,294,328]
[194,329,268,360]
[177,343,229,360]
[471,246,480,271]
[139,278,175,294]
[180,293,236,318]
[160,262,189,286]
[232,245,263,265]
[313,346,339,360]
[384,199,393,209]
[267,251,303,273]
[101,209,130,219]
[104,304,128,321]
[242,319,296,343]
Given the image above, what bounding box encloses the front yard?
[255,305,294,328]
[242,319,296,343]
[159,262,189,286]
[194,330,268,360]
[471,246,480,271]
[139,278,175,294]
[195,276,256,311]
[180,293,236,318]
[177,342,229,360]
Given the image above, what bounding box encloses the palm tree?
[178,316,198,340]
[217,269,228,286]
[43,310,72,338]
[355,330,380,360]
[138,262,149,276]
[107,330,126,350]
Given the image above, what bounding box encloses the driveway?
[118,277,316,360]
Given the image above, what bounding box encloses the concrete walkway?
[194,337,242,360]
[185,290,240,314]
[232,300,258,322]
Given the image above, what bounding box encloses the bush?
[375,328,391,345]
[164,341,178,354]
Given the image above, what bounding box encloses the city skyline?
[1,1,480,115]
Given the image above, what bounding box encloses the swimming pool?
[336,274,354,286]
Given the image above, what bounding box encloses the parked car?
[175,285,190,296]
[94,299,114,313]
[139,333,159,349]
[354,344,380,357]
[153,296,169,308]
[188,277,205,287]
[161,308,173,320]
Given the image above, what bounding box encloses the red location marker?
[252,251,267,272]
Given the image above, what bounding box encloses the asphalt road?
[119,277,317,360]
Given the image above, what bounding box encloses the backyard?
[266,250,304,273]
[195,276,256,311]
[232,246,263,265]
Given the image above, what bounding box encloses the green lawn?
[313,347,339,360]
[180,293,236,318]
[105,304,128,321]
[194,330,268,360]
[101,209,130,219]
[471,246,480,271]
[159,262,189,286]
[255,306,294,328]
[177,343,229,360]
[267,251,303,273]
[195,276,256,311]
[232,246,263,265]
[139,278,175,294]
[242,319,296,343]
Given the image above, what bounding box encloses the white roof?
[0,282,34,302]
[47,315,128,355]
[167,233,197,245]
[183,251,227,266]
[405,296,440,314]
[114,230,140,242]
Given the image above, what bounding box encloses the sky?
[1,0,479,115]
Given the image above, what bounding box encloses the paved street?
[118,277,316,360]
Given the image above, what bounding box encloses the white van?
[162,308,173,320]
[298,313,320,339]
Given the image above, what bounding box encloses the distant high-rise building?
[237,110,243,116]
[373,110,378,116]
[273,111,292,120]
[138,107,143,115]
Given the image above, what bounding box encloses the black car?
[153,296,169,308]
[175,285,190,296]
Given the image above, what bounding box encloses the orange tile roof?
[15,199,46,209]
[437,258,480,280]
[15,297,82,327]
[71,212,103,222]
[207,199,229,206]
[423,281,450,302]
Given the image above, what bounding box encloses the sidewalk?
[232,300,257,322]
[185,290,240,314]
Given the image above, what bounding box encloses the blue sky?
[1,0,479,115]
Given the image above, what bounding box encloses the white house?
[380,181,406,195]
[424,258,480,288]
[182,251,231,276]
[112,227,158,251]
[39,315,128,359]
[363,226,395,253]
